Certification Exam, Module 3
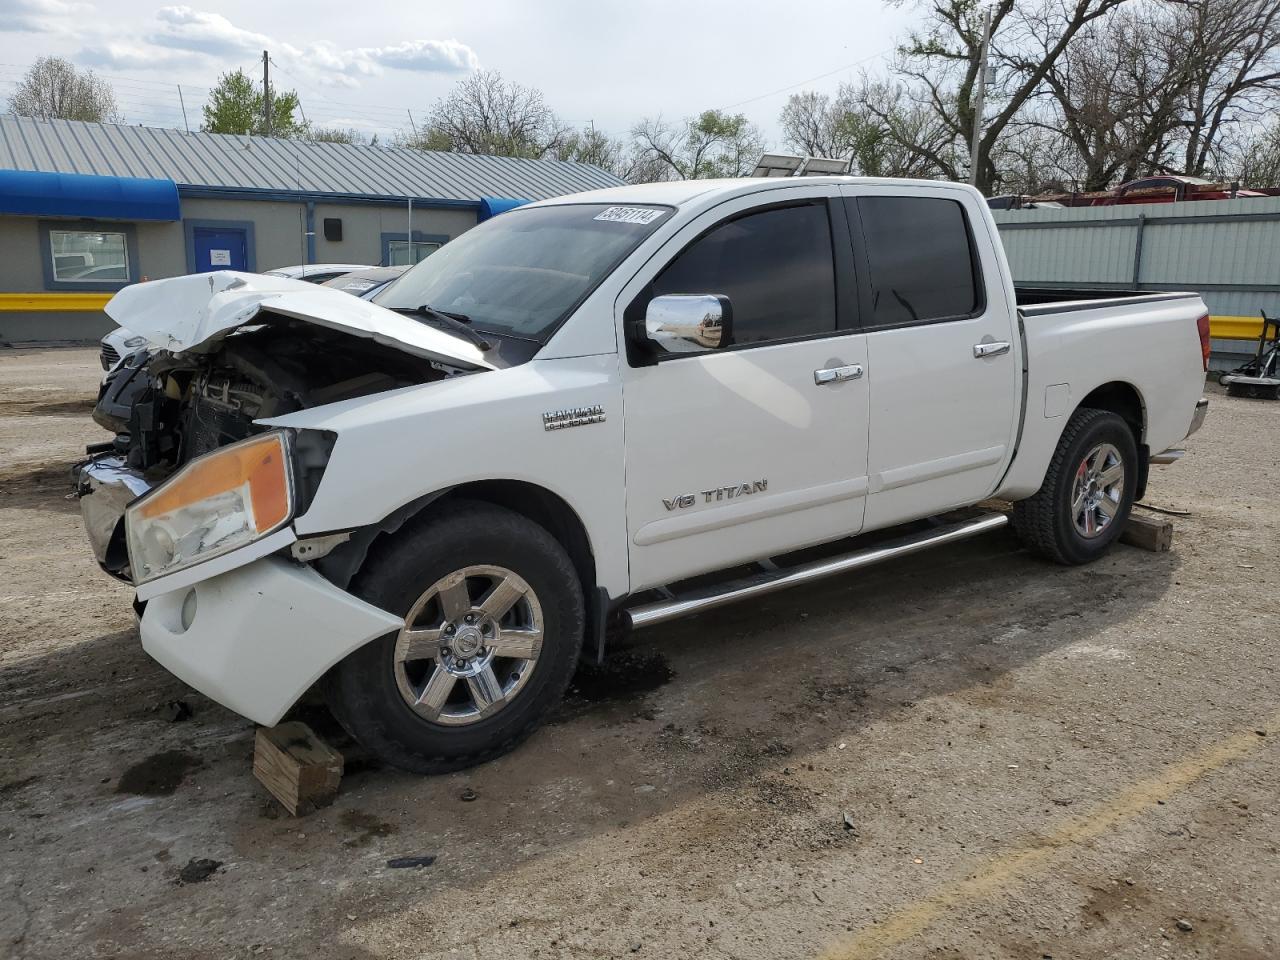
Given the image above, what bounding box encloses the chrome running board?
[622,512,1009,630]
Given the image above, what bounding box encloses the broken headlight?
[125,430,295,585]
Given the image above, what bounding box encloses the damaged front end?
[74,271,493,584]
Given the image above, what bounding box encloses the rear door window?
[851,196,981,327]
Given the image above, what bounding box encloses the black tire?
[1011,408,1138,565]
[326,500,585,774]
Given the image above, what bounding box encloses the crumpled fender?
[105,270,494,370]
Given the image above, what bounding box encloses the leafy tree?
[555,124,636,179]
[309,126,368,145]
[202,69,305,138]
[779,79,958,178]
[7,56,118,122]
[630,110,766,181]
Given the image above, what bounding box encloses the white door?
[619,188,870,592]
[838,185,1021,530]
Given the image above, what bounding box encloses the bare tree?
[1223,117,1280,184]
[1028,0,1280,188]
[630,110,767,181]
[411,70,566,159]
[843,78,964,177]
[554,123,642,180]
[7,56,118,123]
[1175,0,1280,176]
[779,91,849,157]
[892,0,1131,193]
[1033,6,1186,189]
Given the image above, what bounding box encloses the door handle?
[814,364,863,385]
[973,341,1011,358]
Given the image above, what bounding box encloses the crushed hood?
[105,271,495,370]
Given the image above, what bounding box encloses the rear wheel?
[326,501,585,774]
[1012,408,1137,565]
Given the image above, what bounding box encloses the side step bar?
[622,512,1009,630]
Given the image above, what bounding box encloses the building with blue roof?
[0,116,623,342]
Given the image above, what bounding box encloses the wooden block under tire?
[253,722,344,816]
[1120,512,1174,552]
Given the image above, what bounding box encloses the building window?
[49,229,131,282]
[39,221,139,291]
[386,240,441,266]
[381,231,449,267]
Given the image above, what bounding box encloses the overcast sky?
[0,0,915,146]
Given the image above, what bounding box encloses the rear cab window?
[848,196,983,328]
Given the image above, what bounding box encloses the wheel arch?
[315,479,598,599]
[1077,380,1146,443]
[1074,380,1149,500]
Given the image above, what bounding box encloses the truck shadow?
[0,529,1178,957]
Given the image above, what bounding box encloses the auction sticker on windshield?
[594,206,665,225]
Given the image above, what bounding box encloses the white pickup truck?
[76,176,1209,773]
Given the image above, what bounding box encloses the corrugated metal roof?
[0,116,624,204]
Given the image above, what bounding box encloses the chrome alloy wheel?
[394,565,544,726]
[1071,442,1125,539]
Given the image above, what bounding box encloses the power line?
[718,47,897,111]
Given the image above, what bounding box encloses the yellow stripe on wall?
[0,292,114,312]
[1211,315,1267,340]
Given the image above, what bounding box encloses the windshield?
[373,203,671,342]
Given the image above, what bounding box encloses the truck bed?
[1015,286,1200,315]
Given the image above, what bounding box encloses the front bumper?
[141,556,403,725]
[75,455,152,580]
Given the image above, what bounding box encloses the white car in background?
[99,326,149,371]
[321,265,411,300]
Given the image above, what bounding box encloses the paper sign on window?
[209,249,232,266]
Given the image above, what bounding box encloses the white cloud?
[363,39,479,73]
[78,41,198,71]
[147,6,273,58]
[0,0,90,33]
[70,6,479,85]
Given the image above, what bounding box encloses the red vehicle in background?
[990,175,1277,210]
[1093,175,1272,205]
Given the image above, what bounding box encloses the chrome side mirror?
[644,294,733,353]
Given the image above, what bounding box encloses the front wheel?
[1011,408,1138,565]
[326,501,585,774]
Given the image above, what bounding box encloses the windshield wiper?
[390,304,491,352]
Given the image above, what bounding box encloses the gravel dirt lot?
[1,346,1277,960]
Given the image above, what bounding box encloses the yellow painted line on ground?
[1211,315,1265,340]
[0,292,113,312]
[818,711,1278,960]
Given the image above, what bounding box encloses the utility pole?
[263,49,272,137]
[177,84,189,134]
[968,5,992,190]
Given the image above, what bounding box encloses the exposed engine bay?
[95,317,458,473]
[78,314,467,581]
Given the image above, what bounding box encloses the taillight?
[1196,313,1211,371]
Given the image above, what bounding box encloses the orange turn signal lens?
[126,431,294,584]
[135,432,292,533]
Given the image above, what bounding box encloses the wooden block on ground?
[253,721,343,816]
[1121,512,1173,552]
